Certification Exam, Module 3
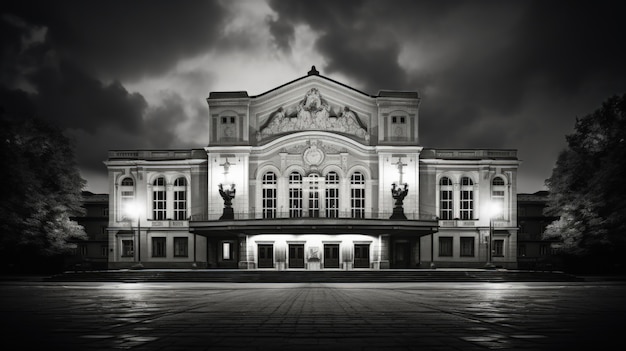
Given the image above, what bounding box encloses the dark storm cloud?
[2,0,227,81]
[267,0,626,148]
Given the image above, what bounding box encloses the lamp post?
[125,202,143,268]
[485,202,501,269]
[219,157,236,220]
[390,157,409,220]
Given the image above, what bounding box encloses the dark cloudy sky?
[1,0,625,194]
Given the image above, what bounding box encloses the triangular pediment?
[250,70,376,145]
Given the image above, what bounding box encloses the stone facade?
[105,67,520,270]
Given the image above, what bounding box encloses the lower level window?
[152,237,166,257]
[460,237,474,257]
[493,239,504,257]
[439,237,453,257]
[222,242,233,260]
[174,237,188,257]
[122,240,134,257]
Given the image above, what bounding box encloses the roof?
[207,66,419,100]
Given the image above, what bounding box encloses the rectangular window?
[174,237,188,257]
[103,208,109,217]
[460,237,475,257]
[540,243,550,256]
[351,188,365,219]
[439,237,453,257]
[122,240,134,257]
[493,239,504,257]
[325,188,339,218]
[174,190,187,220]
[79,244,88,256]
[263,188,276,219]
[308,188,320,218]
[101,245,108,257]
[460,190,473,220]
[289,188,302,218]
[153,190,166,220]
[518,244,526,257]
[223,242,231,260]
[152,237,166,257]
[440,190,453,220]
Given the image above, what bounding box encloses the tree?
[544,94,626,273]
[0,111,87,273]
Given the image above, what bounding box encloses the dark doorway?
[354,244,370,268]
[324,244,340,268]
[393,241,411,268]
[258,244,274,268]
[289,244,305,268]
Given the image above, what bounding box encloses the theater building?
[105,67,519,270]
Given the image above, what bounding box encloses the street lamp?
[485,201,501,269]
[390,157,409,220]
[125,202,143,268]
[218,157,236,220]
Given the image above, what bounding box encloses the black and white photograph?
[1,1,625,350]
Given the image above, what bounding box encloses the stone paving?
[1,281,624,350]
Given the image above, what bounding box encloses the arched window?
[173,177,187,220]
[350,172,365,218]
[152,177,167,220]
[325,171,339,218]
[308,174,320,218]
[262,172,277,219]
[120,177,135,220]
[289,172,302,218]
[460,176,474,220]
[439,177,453,220]
[491,177,506,220]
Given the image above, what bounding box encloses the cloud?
[2,0,229,82]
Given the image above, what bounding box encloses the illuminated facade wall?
[105,68,519,269]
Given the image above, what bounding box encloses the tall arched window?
[439,177,453,220]
[308,174,321,217]
[262,172,277,219]
[173,177,187,220]
[491,177,505,220]
[120,177,135,220]
[288,172,302,218]
[350,172,365,218]
[325,171,339,218]
[152,177,167,220]
[460,176,474,220]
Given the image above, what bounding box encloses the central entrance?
[288,244,305,268]
[323,244,340,268]
[354,244,370,268]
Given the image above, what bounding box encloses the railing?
[190,211,438,222]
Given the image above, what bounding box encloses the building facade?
[68,192,110,270]
[517,191,560,270]
[105,67,520,270]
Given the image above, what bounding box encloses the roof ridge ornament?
[308,65,319,75]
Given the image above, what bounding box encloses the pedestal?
[220,207,234,220]
[389,207,407,220]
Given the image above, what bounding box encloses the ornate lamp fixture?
[390,157,409,220]
[219,157,236,220]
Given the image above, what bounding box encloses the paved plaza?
[1,281,624,350]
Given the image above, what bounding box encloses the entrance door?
[288,244,305,268]
[324,244,340,268]
[354,244,370,268]
[394,241,411,268]
[258,244,274,268]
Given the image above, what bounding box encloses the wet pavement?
[1,281,624,350]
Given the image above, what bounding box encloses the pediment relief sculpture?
[257,88,369,141]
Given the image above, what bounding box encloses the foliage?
[0,111,87,272]
[544,94,626,272]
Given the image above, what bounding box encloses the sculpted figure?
[218,183,236,208]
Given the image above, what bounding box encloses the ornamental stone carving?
[257,88,369,141]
